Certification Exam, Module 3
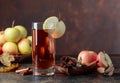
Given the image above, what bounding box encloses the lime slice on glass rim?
[43,16,66,39]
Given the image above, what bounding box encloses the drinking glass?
[32,22,55,76]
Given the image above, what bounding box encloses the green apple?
[27,36,32,45]
[0,31,6,45]
[2,42,18,55]
[14,25,27,39]
[4,27,21,43]
[18,38,32,55]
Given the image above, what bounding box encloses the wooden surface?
[0,0,120,56]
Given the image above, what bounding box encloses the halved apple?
[43,16,66,39]
[43,16,58,30]
[104,53,112,67]
[97,52,112,68]
[97,52,108,68]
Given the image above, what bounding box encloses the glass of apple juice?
[32,22,55,76]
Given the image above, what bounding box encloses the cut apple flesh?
[97,52,113,68]
[104,53,112,66]
[52,20,66,38]
[43,16,66,39]
[97,52,108,68]
[43,16,58,30]
[97,67,105,74]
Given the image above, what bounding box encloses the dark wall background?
[0,0,120,57]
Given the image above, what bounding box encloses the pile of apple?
[77,50,114,75]
[0,25,32,56]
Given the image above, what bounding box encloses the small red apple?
[0,45,3,55]
[78,50,97,66]
[2,42,18,55]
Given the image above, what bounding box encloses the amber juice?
[32,29,55,76]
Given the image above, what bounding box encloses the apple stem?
[58,12,61,20]
[57,6,61,20]
[103,51,106,54]
[12,20,15,27]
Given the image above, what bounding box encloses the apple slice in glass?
[43,16,66,39]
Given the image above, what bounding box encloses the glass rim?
[32,22,43,29]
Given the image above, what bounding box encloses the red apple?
[77,50,97,66]
[97,51,112,68]
[0,45,3,55]
[2,42,18,55]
